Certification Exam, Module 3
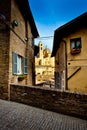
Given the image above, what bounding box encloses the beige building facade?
[35,41,54,84]
[52,12,87,93]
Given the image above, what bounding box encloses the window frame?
[12,52,28,75]
[17,55,23,75]
[70,37,81,54]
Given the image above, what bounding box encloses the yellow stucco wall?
[55,27,87,93]
[65,27,87,93]
[66,28,87,93]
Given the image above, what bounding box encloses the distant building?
[52,12,87,94]
[35,41,55,84]
[0,0,39,99]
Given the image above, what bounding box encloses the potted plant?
[18,74,26,81]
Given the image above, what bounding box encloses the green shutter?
[12,52,17,74]
[24,57,28,74]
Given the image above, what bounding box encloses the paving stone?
[0,99,87,130]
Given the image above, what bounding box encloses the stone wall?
[10,84,87,120]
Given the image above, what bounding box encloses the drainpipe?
[25,20,28,85]
[62,40,68,90]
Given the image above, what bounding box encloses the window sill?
[71,49,81,54]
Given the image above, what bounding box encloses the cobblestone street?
[0,99,87,130]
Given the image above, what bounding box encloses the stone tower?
[38,41,43,65]
[38,41,43,59]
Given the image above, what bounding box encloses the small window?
[70,38,81,54]
[12,52,28,75]
[17,55,22,75]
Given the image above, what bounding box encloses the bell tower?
[38,41,43,59]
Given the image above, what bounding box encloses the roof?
[51,12,87,56]
[16,0,39,38]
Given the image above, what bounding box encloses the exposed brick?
[0,0,36,99]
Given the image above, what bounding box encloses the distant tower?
[38,41,43,59]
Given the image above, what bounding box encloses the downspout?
[63,40,68,90]
[25,19,28,85]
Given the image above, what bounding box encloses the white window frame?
[17,55,22,75]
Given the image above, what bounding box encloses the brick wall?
[0,0,35,99]
[0,31,10,99]
[9,0,35,86]
[10,84,87,120]
[0,0,11,99]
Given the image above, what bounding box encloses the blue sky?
[29,0,87,51]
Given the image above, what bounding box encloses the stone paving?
[0,99,87,130]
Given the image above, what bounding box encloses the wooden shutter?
[24,57,28,74]
[12,52,17,74]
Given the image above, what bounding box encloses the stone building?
[0,0,39,99]
[52,12,87,93]
[35,41,54,84]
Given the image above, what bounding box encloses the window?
[40,44,42,50]
[17,55,22,74]
[70,38,81,54]
[12,52,28,75]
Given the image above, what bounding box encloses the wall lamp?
[12,19,18,28]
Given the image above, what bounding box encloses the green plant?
[18,74,26,81]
